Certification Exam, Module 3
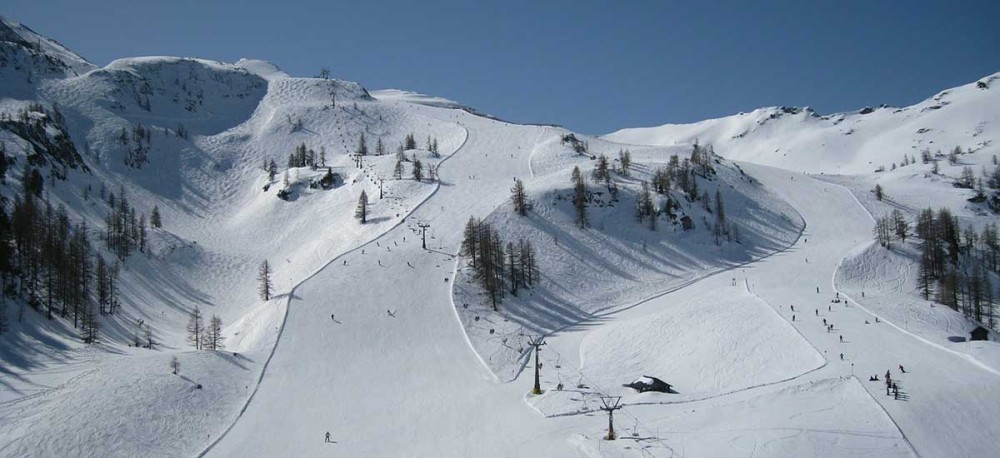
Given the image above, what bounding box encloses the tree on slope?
[618,149,631,177]
[714,188,727,244]
[356,132,369,156]
[203,314,225,351]
[511,178,530,216]
[571,166,588,229]
[393,159,404,180]
[412,159,424,181]
[355,190,368,224]
[593,154,610,184]
[635,180,655,227]
[187,306,204,350]
[267,159,278,181]
[258,260,273,301]
[150,205,162,229]
[80,302,98,343]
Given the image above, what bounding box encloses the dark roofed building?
[970,326,990,341]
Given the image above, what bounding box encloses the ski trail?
[821,180,1000,378]
[198,119,470,457]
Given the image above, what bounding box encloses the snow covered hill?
[605,72,1000,176]
[0,16,95,99]
[0,15,998,458]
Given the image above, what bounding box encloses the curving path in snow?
[524,164,999,456]
[206,111,560,456]
[205,107,999,456]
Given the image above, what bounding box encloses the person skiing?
[815,309,818,316]
[899,365,905,374]
[885,369,891,380]
[325,432,331,442]
[823,318,827,326]
[839,335,843,343]
[792,315,796,322]
[790,305,795,312]
[839,353,844,361]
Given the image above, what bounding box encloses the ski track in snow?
[200,113,470,457]
[1,33,998,456]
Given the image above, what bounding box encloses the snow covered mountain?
[1,15,999,458]
[0,16,95,99]
[606,73,1000,175]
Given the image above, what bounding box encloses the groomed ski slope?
[206,106,999,456]
[1,16,998,455]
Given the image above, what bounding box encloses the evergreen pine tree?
[258,260,272,301]
[150,205,162,229]
[355,190,368,224]
[571,166,588,229]
[393,159,404,180]
[267,160,278,181]
[412,159,424,181]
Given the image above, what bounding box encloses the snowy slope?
[605,72,1000,175]
[0,35,468,456]
[0,16,95,99]
[453,135,803,380]
[1,17,998,458]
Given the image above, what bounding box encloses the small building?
[970,326,990,341]
[680,215,694,230]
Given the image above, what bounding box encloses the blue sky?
[5,1,998,134]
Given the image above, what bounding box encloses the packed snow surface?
[1,17,999,457]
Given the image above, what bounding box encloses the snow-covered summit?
[0,16,96,99]
[1,15,999,458]
[605,71,1000,174]
[0,15,95,77]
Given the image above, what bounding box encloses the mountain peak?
[0,15,95,77]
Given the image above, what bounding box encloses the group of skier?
[876,367,906,399]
